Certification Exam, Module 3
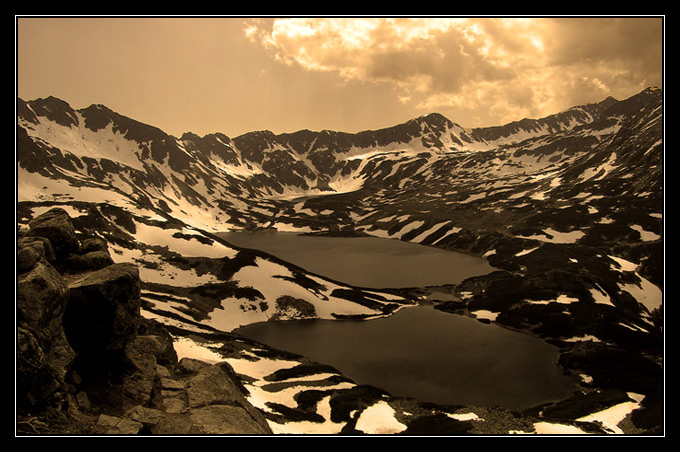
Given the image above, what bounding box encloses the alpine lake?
[220,231,579,411]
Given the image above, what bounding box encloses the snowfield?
[17,89,663,435]
[171,333,647,435]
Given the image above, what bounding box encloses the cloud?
[245,17,662,126]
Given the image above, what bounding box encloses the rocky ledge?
[16,208,272,435]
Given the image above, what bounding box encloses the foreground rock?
[16,208,272,435]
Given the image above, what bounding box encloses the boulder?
[16,211,77,415]
[18,235,56,263]
[17,244,42,272]
[17,260,70,333]
[17,207,273,435]
[185,363,248,409]
[63,263,141,354]
[138,317,178,366]
[78,237,109,253]
[25,208,78,258]
[16,251,76,413]
[177,357,211,374]
[121,335,166,407]
[124,405,164,429]
[63,250,115,272]
[16,325,75,412]
[148,413,194,435]
[63,237,114,271]
[188,405,271,435]
[183,363,272,434]
[94,414,144,435]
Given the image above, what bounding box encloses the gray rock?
[95,414,144,435]
[75,391,92,411]
[25,208,78,257]
[185,364,246,409]
[159,377,185,390]
[114,418,144,434]
[43,329,76,383]
[156,364,171,378]
[177,357,211,375]
[64,263,141,353]
[17,245,41,272]
[122,335,165,407]
[157,396,186,414]
[16,239,76,414]
[188,405,271,435]
[64,250,115,271]
[18,236,56,263]
[125,405,164,427]
[184,364,273,434]
[16,208,274,435]
[79,237,109,253]
[17,260,70,332]
[149,413,194,435]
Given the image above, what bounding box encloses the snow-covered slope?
[16,87,664,435]
[17,91,642,233]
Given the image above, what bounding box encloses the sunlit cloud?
[245,17,662,126]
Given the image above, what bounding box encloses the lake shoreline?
[216,230,499,289]
[234,304,581,411]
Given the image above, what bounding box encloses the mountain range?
[16,87,664,435]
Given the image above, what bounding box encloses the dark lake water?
[224,231,577,410]
[234,306,579,411]
[217,231,497,288]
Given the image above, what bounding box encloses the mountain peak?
[20,96,79,128]
[78,103,168,143]
[410,112,454,128]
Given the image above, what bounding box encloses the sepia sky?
[16,16,664,138]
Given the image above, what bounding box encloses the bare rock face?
[182,362,271,434]
[90,360,273,435]
[18,260,70,334]
[64,263,142,354]
[16,208,272,435]
[17,211,75,412]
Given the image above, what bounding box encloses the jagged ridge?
[16,87,664,435]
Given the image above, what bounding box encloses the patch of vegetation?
[272,295,317,319]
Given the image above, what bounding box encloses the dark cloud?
[247,17,662,127]
[546,18,662,67]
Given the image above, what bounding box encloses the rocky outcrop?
[16,208,272,435]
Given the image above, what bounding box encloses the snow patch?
[575,393,645,434]
[471,310,499,321]
[515,247,539,257]
[590,286,615,306]
[533,421,587,435]
[355,401,407,434]
[630,224,661,241]
[564,335,602,343]
[525,294,579,305]
[518,228,584,244]
[172,336,225,364]
[619,277,662,312]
